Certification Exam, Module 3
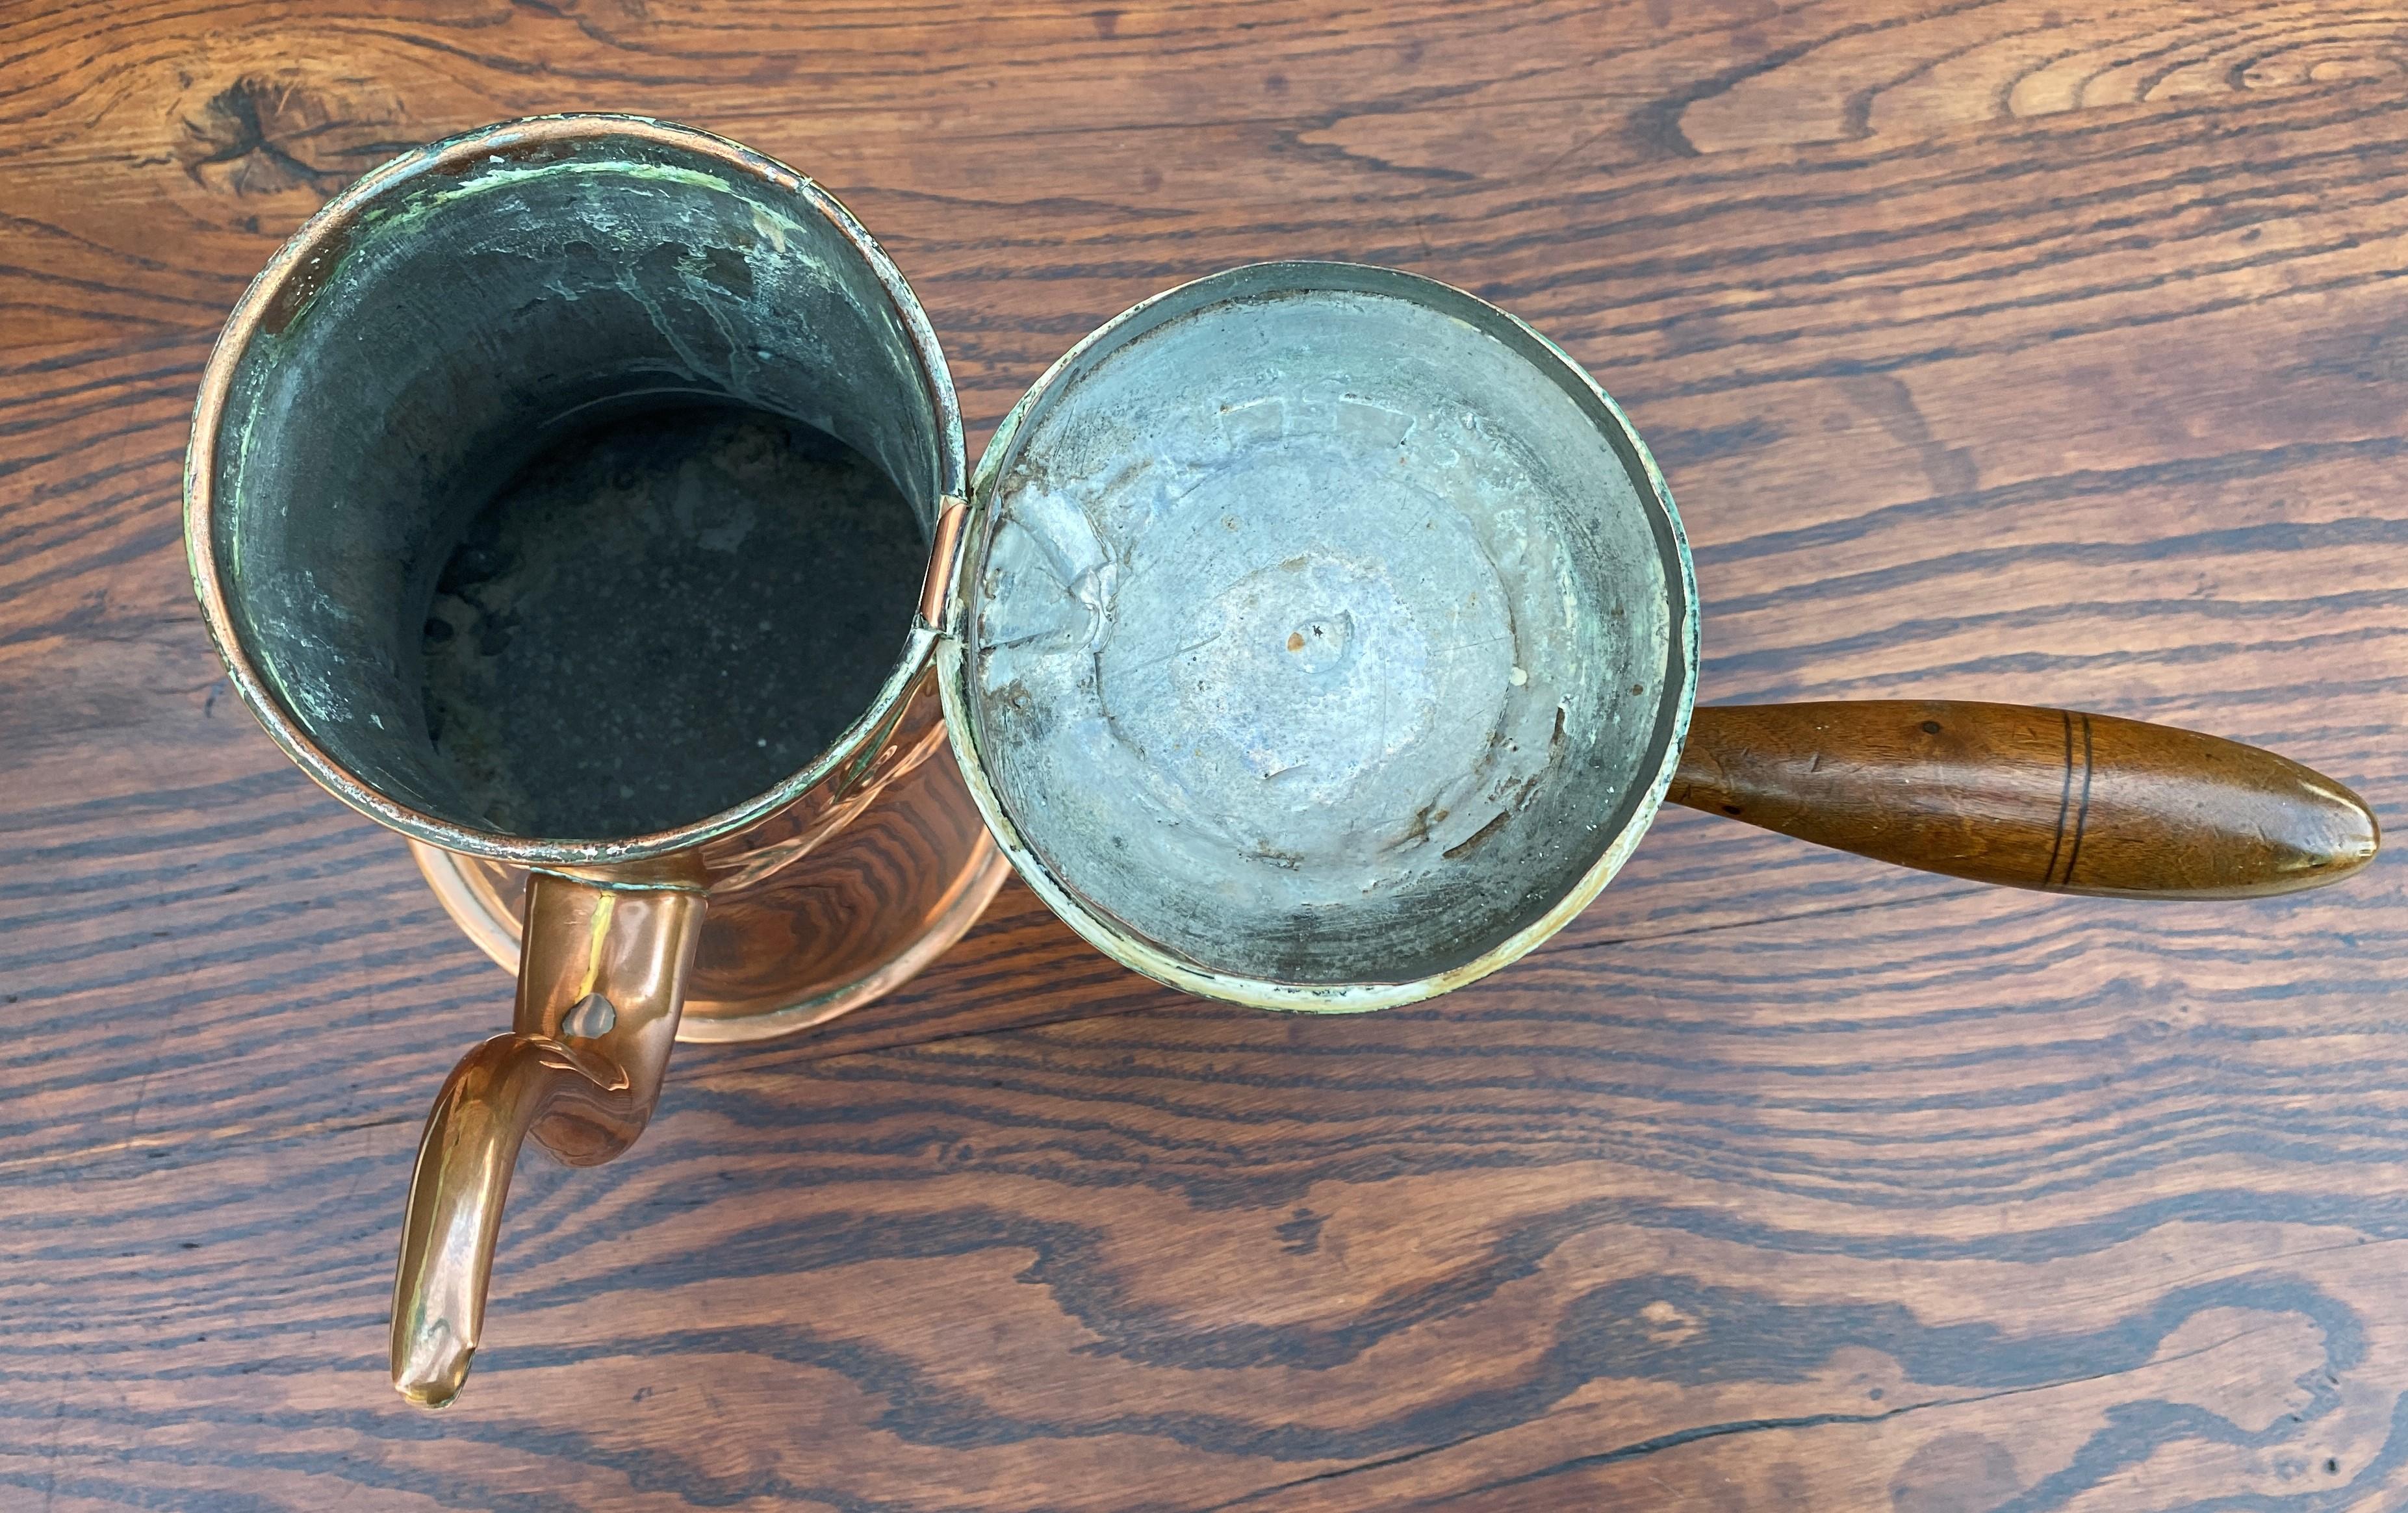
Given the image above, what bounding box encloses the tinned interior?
[964,265,1691,989]
[206,131,946,841]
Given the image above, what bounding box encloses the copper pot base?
[411,746,1010,1044]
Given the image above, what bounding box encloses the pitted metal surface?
[205,127,951,842]
[962,266,1691,989]
[420,406,925,839]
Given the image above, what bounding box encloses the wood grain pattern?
[6,1,2408,1507]
[1669,700,2380,897]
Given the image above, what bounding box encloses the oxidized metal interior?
[200,122,950,846]
[416,405,928,838]
[951,264,1697,1002]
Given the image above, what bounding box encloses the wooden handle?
[1667,701,2378,898]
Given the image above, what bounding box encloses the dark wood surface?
[6,2,2408,1508]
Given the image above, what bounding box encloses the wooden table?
[7,3,2405,1507]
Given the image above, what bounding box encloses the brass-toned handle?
[1668,700,2379,898]
[391,872,704,1408]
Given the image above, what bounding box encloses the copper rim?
[183,114,968,869]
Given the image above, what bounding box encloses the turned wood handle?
[1667,701,2378,898]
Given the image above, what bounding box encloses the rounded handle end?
[1672,702,2381,899]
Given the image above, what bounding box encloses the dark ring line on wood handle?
[1667,701,2379,899]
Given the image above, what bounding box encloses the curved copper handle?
[1669,701,2378,897]
[392,872,704,1408]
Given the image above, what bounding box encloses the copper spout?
[392,872,704,1408]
